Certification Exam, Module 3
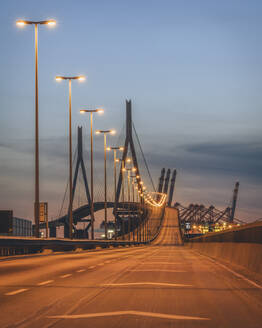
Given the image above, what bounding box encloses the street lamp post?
[130,175,136,240]
[80,108,104,239]
[107,147,124,240]
[16,19,56,238]
[96,130,116,239]
[125,167,136,241]
[56,75,85,239]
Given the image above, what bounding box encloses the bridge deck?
[153,207,183,245]
[0,209,261,327]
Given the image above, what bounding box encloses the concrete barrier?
[186,221,262,276]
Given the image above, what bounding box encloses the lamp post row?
[16,18,145,241]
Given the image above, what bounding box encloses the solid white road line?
[128,269,187,273]
[76,269,86,273]
[141,262,182,265]
[102,282,192,287]
[5,288,28,296]
[37,280,54,286]
[48,310,209,320]
[199,253,262,290]
[60,274,72,279]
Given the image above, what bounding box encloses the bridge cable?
[132,123,156,192]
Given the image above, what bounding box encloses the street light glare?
[16,20,26,27]
[95,130,101,134]
[107,147,111,151]
[47,20,56,26]
[110,129,116,135]
[55,76,63,81]
[97,108,104,114]
[119,147,124,151]
[79,110,85,114]
[78,76,86,81]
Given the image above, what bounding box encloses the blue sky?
[0,0,261,223]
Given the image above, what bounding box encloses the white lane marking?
[128,270,187,273]
[60,274,72,278]
[98,263,104,266]
[37,280,54,286]
[89,266,95,269]
[5,288,28,296]
[199,253,262,290]
[48,310,209,321]
[76,269,86,273]
[141,262,182,265]
[102,282,191,287]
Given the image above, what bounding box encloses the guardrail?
[0,204,166,257]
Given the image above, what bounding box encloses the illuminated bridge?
[0,101,261,327]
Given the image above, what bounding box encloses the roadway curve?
[0,208,262,327]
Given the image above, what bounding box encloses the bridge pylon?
[65,126,91,238]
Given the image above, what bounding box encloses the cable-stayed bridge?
[2,100,262,328]
[39,100,241,242]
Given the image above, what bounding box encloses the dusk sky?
[0,0,261,224]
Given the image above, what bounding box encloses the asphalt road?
[0,209,262,328]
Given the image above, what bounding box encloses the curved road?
[0,208,262,327]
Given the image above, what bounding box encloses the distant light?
[110,129,116,135]
[95,130,101,134]
[119,147,124,151]
[126,158,131,163]
[136,175,140,179]
[107,147,111,151]
[79,110,86,114]
[55,76,63,81]
[132,167,137,172]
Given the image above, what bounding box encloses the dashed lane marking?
[48,310,209,321]
[98,263,105,266]
[60,274,72,279]
[101,282,192,287]
[37,280,54,286]
[76,269,86,273]
[5,288,28,296]
[89,266,95,269]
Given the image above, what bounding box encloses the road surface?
[0,208,262,327]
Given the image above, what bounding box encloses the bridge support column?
[49,225,56,238]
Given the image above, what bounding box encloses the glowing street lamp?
[56,75,85,239]
[80,108,104,239]
[16,19,56,238]
[96,129,116,239]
